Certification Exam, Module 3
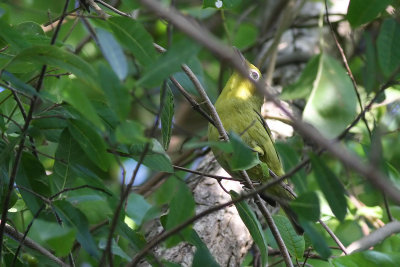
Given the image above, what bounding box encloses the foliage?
[0,0,400,266]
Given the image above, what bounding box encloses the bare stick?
[346,221,400,253]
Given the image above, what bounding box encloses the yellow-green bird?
[208,50,303,235]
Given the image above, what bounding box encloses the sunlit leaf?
[302,54,357,139]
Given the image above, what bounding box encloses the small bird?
[208,49,303,235]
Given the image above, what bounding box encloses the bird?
[207,49,303,235]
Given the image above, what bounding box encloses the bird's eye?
[250,69,260,81]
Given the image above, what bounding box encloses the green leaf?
[189,230,219,267]
[29,219,76,257]
[128,139,173,173]
[301,220,331,259]
[229,131,260,171]
[67,119,110,171]
[62,79,104,129]
[0,71,39,97]
[7,45,98,85]
[137,39,200,87]
[96,28,128,81]
[281,55,320,100]
[98,65,131,120]
[107,17,157,66]
[98,239,131,261]
[126,193,153,226]
[310,154,347,221]
[54,200,100,259]
[347,0,392,28]
[203,0,241,9]
[165,181,195,247]
[0,19,31,50]
[275,142,307,194]
[233,23,258,50]
[290,192,320,222]
[363,32,379,93]
[273,215,305,261]
[377,19,400,77]
[230,190,268,267]
[115,120,147,145]
[332,251,400,267]
[302,54,357,139]
[161,85,174,150]
[16,152,51,214]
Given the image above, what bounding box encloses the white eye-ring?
[250,69,260,81]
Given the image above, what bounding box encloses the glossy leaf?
[347,0,392,27]
[273,215,305,260]
[377,19,400,77]
[290,192,320,222]
[137,39,200,87]
[161,85,174,151]
[165,181,195,247]
[310,154,347,221]
[67,119,110,171]
[107,17,157,66]
[231,190,268,267]
[302,54,357,139]
[54,200,100,259]
[96,28,128,81]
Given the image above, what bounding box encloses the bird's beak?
[233,47,246,66]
